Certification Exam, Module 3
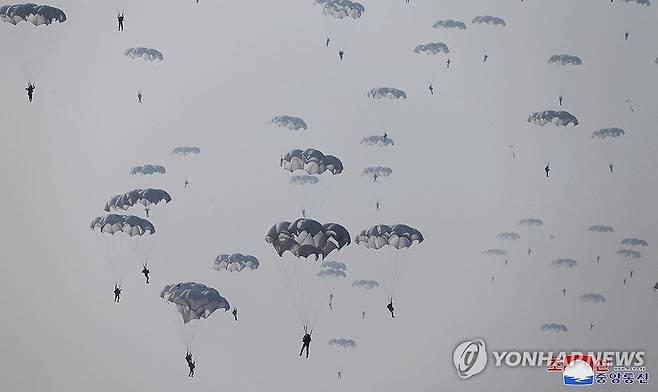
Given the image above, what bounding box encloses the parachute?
[587,225,614,232]
[620,238,647,247]
[90,214,155,285]
[623,0,650,5]
[213,253,260,272]
[579,293,606,304]
[317,267,346,278]
[171,146,200,156]
[265,219,351,329]
[414,42,449,55]
[548,54,582,66]
[528,110,579,127]
[354,224,423,301]
[592,128,625,139]
[550,258,578,268]
[360,135,394,147]
[0,3,65,25]
[617,249,641,259]
[517,218,543,227]
[124,47,164,62]
[497,232,520,241]
[104,188,171,213]
[432,19,466,30]
[352,279,379,290]
[541,323,568,333]
[316,0,365,19]
[281,149,343,176]
[321,260,346,271]
[328,338,356,348]
[130,164,166,175]
[289,174,319,186]
[483,248,507,256]
[271,115,308,131]
[160,282,230,351]
[472,15,506,27]
[367,87,407,100]
[362,166,392,180]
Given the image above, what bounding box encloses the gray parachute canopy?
[592,128,625,139]
[472,15,506,26]
[317,268,346,278]
[483,248,507,256]
[271,115,308,131]
[160,282,230,324]
[367,87,407,100]
[497,232,520,241]
[550,258,578,268]
[580,293,606,304]
[362,166,392,178]
[171,146,200,156]
[321,260,346,271]
[355,224,424,250]
[528,110,579,127]
[352,279,379,289]
[281,148,343,175]
[432,19,466,30]
[541,323,568,333]
[316,0,365,19]
[621,238,647,247]
[1,3,66,25]
[214,253,259,272]
[361,135,394,147]
[289,174,320,186]
[130,164,166,175]
[623,0,650,5]
[517,218,543,227]
[414,42,449,55]
[588,225,614,232]
[90,214,155,236]
[548,54,582,66]
[329,338,356,348]
[265,218,351,259]
[617,249,642,259]
[125,47,164,62]
[104,189,171,212]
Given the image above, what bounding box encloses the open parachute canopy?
[125,47,164,62]
[472,15,506,27]
[592,128,625,139]
[414,42,449,55]
[368,87,407,100]
[271,115,308,131]
[130,164,166,175]
[362,166,392,178]
[214,253,260,272]
[265,218,351,259]
[329,338,356,348]
[352,279,379,289]
[171,146,200,156]
[281,148,344,175]
[289,174,320,186]
[548,54,582,66]
[432,19,466,30]
[160,282,230,324]
[361,135,394,147]
[528,110,579,127]
[1,3,66,25]
[104,188,171,212]
[90,214,155,236]
[355,224,424,250]
[316,0,365,19]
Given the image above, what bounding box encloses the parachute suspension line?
[307,264,328,331]
[274,258,306,328]
[381,248,395,301]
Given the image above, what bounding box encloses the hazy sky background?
[2,0,658,391]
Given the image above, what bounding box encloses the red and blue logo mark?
[547,354,608,386]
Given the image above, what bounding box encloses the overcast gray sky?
[2,0,658,391]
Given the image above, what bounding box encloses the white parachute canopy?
[316,0,365,19]
[528,110,579,127]
[0,3,66,25]
[125,47,164,62]
[161,282,230,324]
[432,19,466,30]
[367,87,407,100]
[271,115,308,131]
[414,42,449,55]
[472,15,506,27]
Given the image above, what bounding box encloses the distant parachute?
[623,0,650,5]
[0,3,66,25]
[588,225,614,232]
[281,149,343,175]
[517,218,543,227]
[528,111,578,127]
[592,128,625,139]
[361,135,394,147]
[317,268,346,278]
[414,42,449,55]
[497,232,520,241]
[362,166,392,179]
[321,260,346,271]
[316,0,365,19]
[271,115,308,131]
[617,249,642,259]
[328,338,356,348]
[171,146,200,156]
[550,258,578,268]
[214,253,260,272]
[124,47,164,62]
[130,164,166,175]
[289,174,320,186]
[432,19,466,30]
[352,279,379,290]
[104,188,171,212]
[483,248,507,256]
[620,238,647,247]
[367,87,407,100]
[541,323,568,333]
[580,293,606,304]
[548,54,582,66]
[472,15,506,27]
